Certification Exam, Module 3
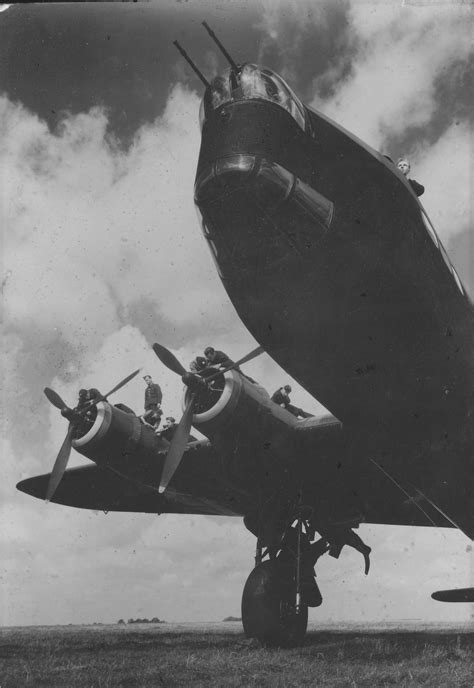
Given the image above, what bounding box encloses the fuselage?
[194,64,474,537]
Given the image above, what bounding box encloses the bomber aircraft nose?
[195,153,334,280]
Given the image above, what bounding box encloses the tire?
[241,560,308,646]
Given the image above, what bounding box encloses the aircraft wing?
[16,454,451,528]
[291,419,458,532]
[16,440,248,517]
[16,408,465,532]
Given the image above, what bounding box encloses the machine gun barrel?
[173,40,210,88]
[202,21,239,73]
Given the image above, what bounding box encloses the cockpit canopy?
[200,63,306,130]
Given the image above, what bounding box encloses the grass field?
[0,621,472,687]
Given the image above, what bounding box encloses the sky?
[1,0,472,626]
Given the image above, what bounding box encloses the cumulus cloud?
[415,121,471,244]
[255,0,353,95]
[258,0,339,39]
[1,86,242,455]
[1,86,228,353]
[310,3,472,149]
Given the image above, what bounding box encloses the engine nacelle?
[71,372,302,487]
[185,370,300,466]
[72,402,167,480]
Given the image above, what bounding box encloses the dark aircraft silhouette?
[17,27,474,644]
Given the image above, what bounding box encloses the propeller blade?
[153,343,187,377]
[234,345,264,368]
[206,345,264,383]
[45,424,74,502]
[44,387,68,411]
[104,368,141,399]
[159,393,196,494]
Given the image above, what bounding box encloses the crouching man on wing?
[271,385,312,419]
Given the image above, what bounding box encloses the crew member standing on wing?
[143,375,163,430]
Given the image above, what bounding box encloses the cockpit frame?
[200,63,307,132]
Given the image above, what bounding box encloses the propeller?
[45,423,74,502]
[159,393,196,494]
[44,387,69,412]
[102,368,142,402]
[152,342,264,493]
[43,368,141,502]
[152,343,187,377]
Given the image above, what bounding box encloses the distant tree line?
[117,617,166,625]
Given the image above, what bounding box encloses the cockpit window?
[200,63,306,131]
[210,75,231,109]
[241,65,277,101]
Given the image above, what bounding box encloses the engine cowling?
[183,370,301,489]
[72,402,168,483]
[186,370,298,437]
[71,371,302,489]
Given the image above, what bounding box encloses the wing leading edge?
[16,441,246,517]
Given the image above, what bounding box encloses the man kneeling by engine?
[203,346,256,383]
[159,416,177,441]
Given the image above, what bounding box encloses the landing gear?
[241,559,308,646]
[242,496,372,646]
[242,504,312,646]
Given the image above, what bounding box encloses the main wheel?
[241,560,308,646]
